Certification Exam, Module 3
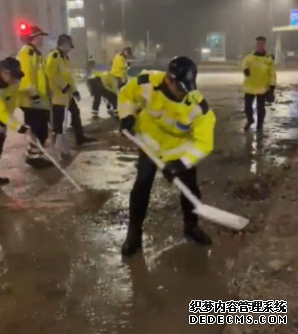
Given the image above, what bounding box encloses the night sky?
[102,0,298,58]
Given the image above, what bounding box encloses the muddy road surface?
[1,72,298,334]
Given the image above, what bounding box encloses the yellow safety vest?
[17,44,50,109]
[46,48,76,106]
[242,52,276,95]
[0,79,21,131]
[118,71,216,168]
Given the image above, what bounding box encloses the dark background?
[99,0,298,59]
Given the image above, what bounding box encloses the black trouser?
[21,107,49,159]
[0,122,7,158]
[52,105,66,135]
[130,150,201,228]
[244,93,266,125]
[22,108,49,146]
[88,77,117,111]
[68,98,84,143]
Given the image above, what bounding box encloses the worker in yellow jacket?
[111,46,133,89]
[0,57,34,185]
[242,36,276,131]
[87,71,118,117]
[46,34,96,156]
[118,56,216,257]
[17,25,53,169]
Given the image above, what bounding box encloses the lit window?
[68,16,85,28]
[67,0,84,10]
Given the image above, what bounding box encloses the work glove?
[243,69,250,77]
[266,85,275,103]
[162,159,187,183]
[31,95,42,106]
[120,115,135,135]
[73,91,81,102]
[62,84,71,94]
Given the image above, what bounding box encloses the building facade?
[0,0,67,58]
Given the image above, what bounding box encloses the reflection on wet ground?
[1,81,298,334]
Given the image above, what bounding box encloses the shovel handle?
[29,138,83,192]
[122,130,249,230]
[122,130,200,208]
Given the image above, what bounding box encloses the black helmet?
[123,46,133,57]
[0,57,24,79]
[167,56,197,92]
[57,34,74,48]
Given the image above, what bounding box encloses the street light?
[201,48,211,54]
[120,0,126,40]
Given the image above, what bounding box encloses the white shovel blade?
[193,204,249,231]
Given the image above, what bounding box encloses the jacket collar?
[27,43,42,55]
[154,80,184,103]
[120,52,127,59]
[253,51,267,57]
[57,48,69,60]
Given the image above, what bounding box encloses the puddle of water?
[2,83,298,334]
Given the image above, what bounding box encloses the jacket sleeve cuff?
[62,84,71,94]
[181,156,194,169]
[243,69,250,77]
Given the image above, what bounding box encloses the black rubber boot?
[184,222,212,246]
[121,225,143,257]
[244,119,254,131]
[25,157,53,169]
[256,123,263,132]
[0,177,10,186]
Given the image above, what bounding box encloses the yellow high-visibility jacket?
[92,71,118,94]
[242,52,276,95]
[46,48,77,106]
[17,44,50,109]
[111,53,128,80]
[0,80,22,131]
[118,71,216,168]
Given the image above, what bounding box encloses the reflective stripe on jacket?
[118,71,216,168]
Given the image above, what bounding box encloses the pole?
[146,30,150,58]
[82,0,89,77]
[121,0,125,39]
[268,0,274,52]
[239,0,245,59]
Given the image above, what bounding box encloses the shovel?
[122,130,249,231]
[33,138,83,191]
[27,138,110,214]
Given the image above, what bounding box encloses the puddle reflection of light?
[86,225,132,303]
[250,135,258,174]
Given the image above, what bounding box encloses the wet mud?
[1,75,298,333]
